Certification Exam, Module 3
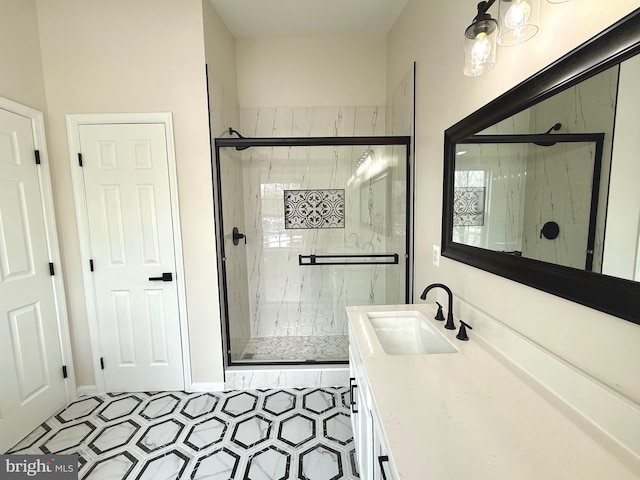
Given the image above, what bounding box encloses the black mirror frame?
[442,8,640,325]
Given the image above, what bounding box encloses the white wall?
[0,0,47,112]
[36,0,224,388]
[203,0,239,136]
[236,36,387,108]
[387,0,640,403]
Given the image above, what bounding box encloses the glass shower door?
[214,138,410,365]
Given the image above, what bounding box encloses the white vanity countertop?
[347,304,640,480]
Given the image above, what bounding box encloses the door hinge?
[100,357,105,370]
[35,150,41,165]
[49,262,55,275]
[78,153,83,167]
[62,365,68,379]
[90,259,94,271]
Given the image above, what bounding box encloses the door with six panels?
[0,108,67,452]
[78,123,184,392]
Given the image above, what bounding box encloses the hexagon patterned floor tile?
[97,395,143,422]
[136,419,185,453]
[221,391,259,417]
[40,421,97,454]
[323,412,353,445]
[231,414,273,450]
[181,393,220,420]
[263,390,297,416]
[302,389,336,415]
[184,416,228,451]
[245,445,291,480]
[88,419,141,455]
[55,397,104,423]
[7,386,357,479]
[139,394,181,420]
[191,447,240,479]
[278,413,316,448]
[299,444,343,480]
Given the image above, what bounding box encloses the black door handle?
[232,227,246,245]
[149,272,173,282]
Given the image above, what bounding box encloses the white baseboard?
[76,385,98,397]
[189,382,226,392]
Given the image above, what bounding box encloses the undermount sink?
[367,311,458,355]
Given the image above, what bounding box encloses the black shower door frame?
[213,135,412,367]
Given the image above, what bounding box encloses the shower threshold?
[237,334,349,363]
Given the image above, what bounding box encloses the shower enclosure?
[213,136,411,366]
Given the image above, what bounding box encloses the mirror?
[443,9,640,324]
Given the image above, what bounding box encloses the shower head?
[228,127,250,150]
[534,122,562,146]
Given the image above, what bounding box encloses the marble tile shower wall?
[239,144,405,338]
[235,106,399,339]
[240,106,385,138]
[458,111,530,252]
[522,143,596,268]
[455,142,527,252]
[387,66,414,138]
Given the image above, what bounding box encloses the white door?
[0,108,67,452]
[78,123,184,392]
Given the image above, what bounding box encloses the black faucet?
[420,283,456,330]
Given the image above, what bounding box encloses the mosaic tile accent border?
[240,335,349,362]
[284,189,345,229]
[454,187,485,226]
[7,387,357,480]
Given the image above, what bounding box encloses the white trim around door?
[66,113,191,393]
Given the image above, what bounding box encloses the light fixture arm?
[466,0,498,39]
[475,0,496,20]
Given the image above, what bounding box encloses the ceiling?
[209,0,408,39]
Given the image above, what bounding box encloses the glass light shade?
[464,27,498,76]
[464,18,498,77]
[497,0,540,46]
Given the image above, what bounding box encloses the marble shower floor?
[7,387,358,480]
[239,336,349,362]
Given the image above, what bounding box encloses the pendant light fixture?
[497,0,540,46]
[464,0,547,76]
[464,0,499,76]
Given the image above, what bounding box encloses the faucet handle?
[456,320,473,341]
[434,302,445,321]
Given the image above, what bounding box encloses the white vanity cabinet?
[349,343,397,480]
